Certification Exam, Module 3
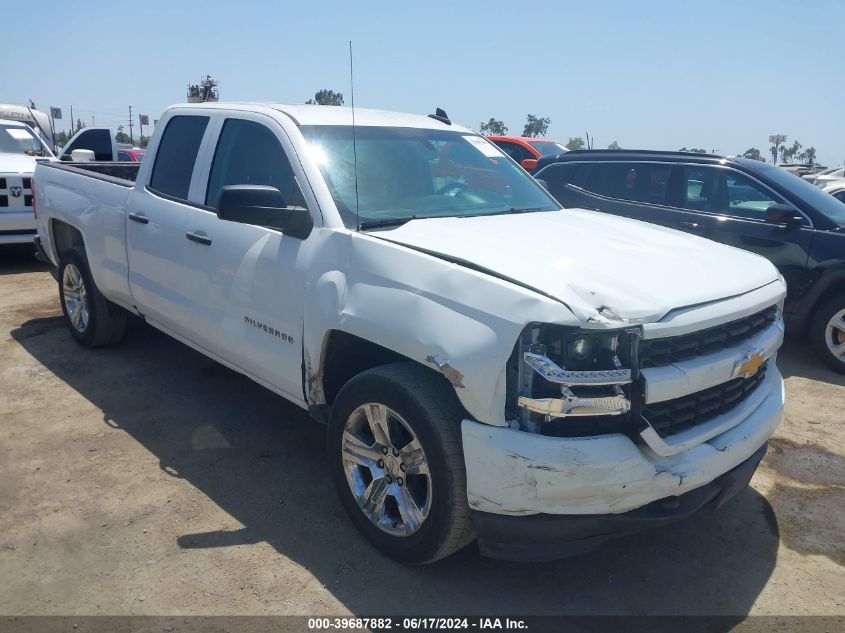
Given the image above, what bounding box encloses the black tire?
[809,295,845,374]
[327,362,474,565]
[58,247,127,347]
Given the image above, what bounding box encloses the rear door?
[126,114,210,335]
[561,161,685,227]
[177,112,312,400]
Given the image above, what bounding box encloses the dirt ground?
[0,245,843,617]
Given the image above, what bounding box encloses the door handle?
[128,212,149,224]
[185,231,212,246]
[678,221,704,231]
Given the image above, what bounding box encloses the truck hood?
[0,153,41,174]
[374,209,780,325]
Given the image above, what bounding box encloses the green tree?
[679,147,707,153]
[805,147,817,165]
[75,118,85,132]
[779,145,788,163]
[785,140,802,163]
[54,130,70,145]
[522,114,550,138]
[742,148,763,160]
[306,89,344,106]
[479,118,508,136]
[607,140,622,150]
[139,135,151,148]
[115,125,131,144]
[565,137,586,150]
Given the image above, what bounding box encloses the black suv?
[535,150,845,373]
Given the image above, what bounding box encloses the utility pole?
[128,106,134,144]
[70,105,74,137]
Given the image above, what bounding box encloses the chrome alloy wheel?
[825,308,845,362]
[341,403,432,537]
[62,263,89,333]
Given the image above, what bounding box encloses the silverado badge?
[733,351,766,379]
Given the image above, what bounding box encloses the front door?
[178,114,311,400]
[675,165,814,313]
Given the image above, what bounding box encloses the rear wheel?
[58,248,126,347]
[327,362,474,564]
[809,295,845,374]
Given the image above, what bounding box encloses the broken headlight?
[507,324,639,434]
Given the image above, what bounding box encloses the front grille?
[642,363,768,438]
[639,306,777,368]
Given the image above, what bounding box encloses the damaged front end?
[507,323,641,436]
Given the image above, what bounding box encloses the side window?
[149,115,209,199]
[205,118,306,209]
[682,166,784,220]
[583,162,671,204]
[62,128,113,161]
[494,141,533,164]
[833,191,845,203]
[541,163,591,200]
[117,151,131,162]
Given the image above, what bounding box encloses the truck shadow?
[0,245,47,275]
[778,337,845,386]
[11,316,779,619]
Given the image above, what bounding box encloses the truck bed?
[40,161,141,187]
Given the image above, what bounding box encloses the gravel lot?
[0,245,843,617]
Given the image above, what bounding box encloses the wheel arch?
[50,218,86,259]
[314,329,463,409]
[789,269,845,332]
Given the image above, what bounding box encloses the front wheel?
[327,362,474,564]
[809,295,845,374]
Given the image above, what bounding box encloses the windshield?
[753,162,845,226]
[0,124,47,156]
[300,126,559,229]
[528,141,569,157]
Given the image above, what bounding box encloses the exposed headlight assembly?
[512,325,638,425]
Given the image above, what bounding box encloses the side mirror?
[521,158,538,172]
[764,203,804,227]
[70,149,96,162]
[217,185,312,239]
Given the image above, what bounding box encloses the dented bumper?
[461,364,784,517]
[471,442,768,561]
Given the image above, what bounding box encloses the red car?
[117,148,145,162]
[487,136,568,172]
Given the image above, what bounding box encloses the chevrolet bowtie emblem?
[734,352,766,379]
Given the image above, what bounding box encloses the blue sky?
[4,0,843,165]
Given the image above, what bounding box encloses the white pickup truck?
[34,102,786,564]
[0,121,55,245]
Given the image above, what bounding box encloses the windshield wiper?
[358,215,423,230]
[484,207,550,216]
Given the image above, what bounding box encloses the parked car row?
[532,149,845,373]
[33,102,787,564]
[487,135,568,172]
